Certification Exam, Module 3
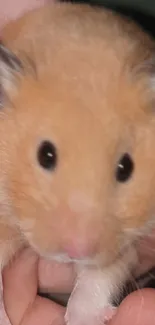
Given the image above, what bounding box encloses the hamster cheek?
[0,224,22,269]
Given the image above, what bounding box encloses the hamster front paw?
[64,267,117,325]
[65,249,137,325]
[65,296,116,325]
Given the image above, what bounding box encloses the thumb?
[3,248,38,325]
[110,289,155,325]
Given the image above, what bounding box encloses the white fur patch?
[65,247,138,325]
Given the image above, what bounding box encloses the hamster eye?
[116,153,134,182]
[37,141,57,170]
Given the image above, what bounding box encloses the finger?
[3,248,38,325]
[38,259,76,294]
[110,289,155,325]
[21,296,65,325]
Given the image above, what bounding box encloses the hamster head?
[1,3,155,267]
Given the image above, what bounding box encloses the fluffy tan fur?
[1,3,155,324]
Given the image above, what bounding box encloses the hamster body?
[1,3,155,324]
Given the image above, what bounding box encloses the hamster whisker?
[113,260,144,307]
[10,183,57,213]
[138,244,155,255]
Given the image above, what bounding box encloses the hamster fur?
[1,2,155,324]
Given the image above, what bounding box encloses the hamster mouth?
[42,252,98,266]
[22,234,99,266]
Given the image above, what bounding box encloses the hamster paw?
[65,301,117,325]
[102,306,117,324]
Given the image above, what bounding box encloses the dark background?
[61,0,155,38]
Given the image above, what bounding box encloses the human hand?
[109,288,155,325]
[2,246,155,325]
[3,247,75,325]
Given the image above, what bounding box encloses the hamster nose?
[63,239,97,259]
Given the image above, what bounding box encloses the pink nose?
[64,239,96,259]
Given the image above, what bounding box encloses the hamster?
[1,2,155,324]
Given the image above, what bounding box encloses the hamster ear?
[0,42,23,105]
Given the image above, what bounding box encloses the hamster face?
[1,3,155,267]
